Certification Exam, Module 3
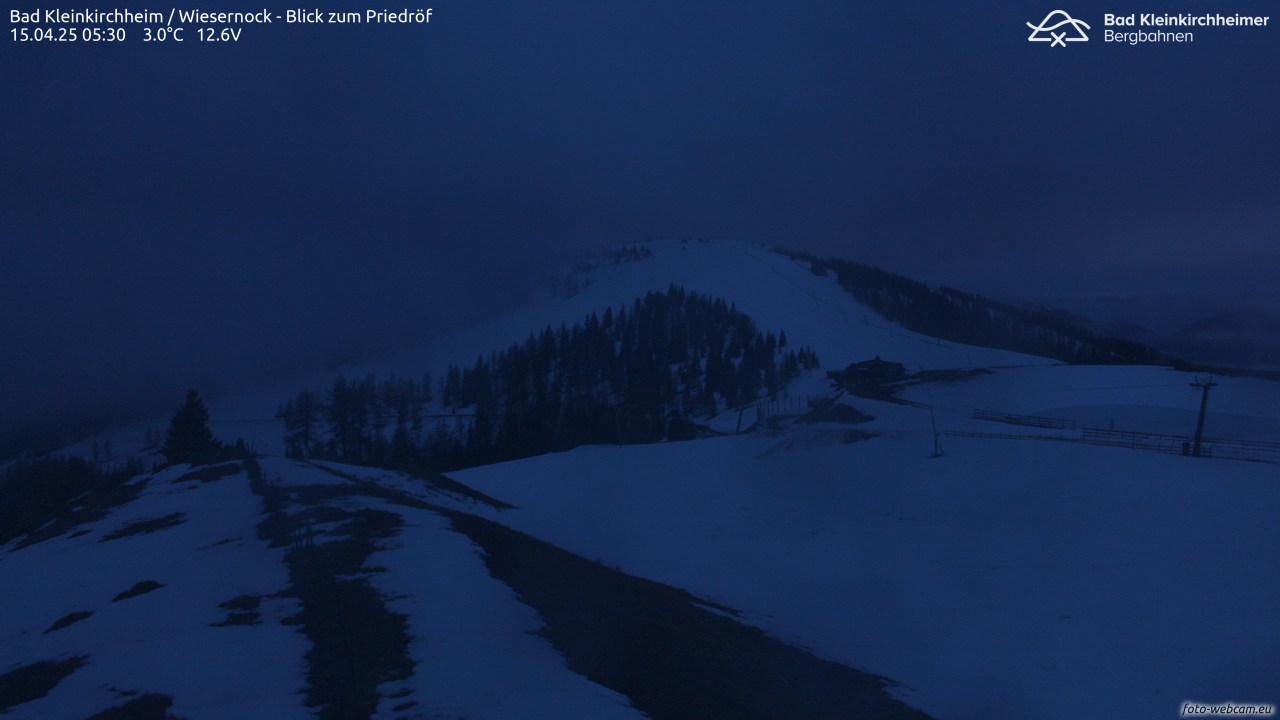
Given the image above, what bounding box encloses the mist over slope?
[19,238,1268,464]
[3,238,1278,719]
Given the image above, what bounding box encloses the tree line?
[278,285,818,470]
[777,248,1162,365]
[0,456,145,546]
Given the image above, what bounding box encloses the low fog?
[4,1,1277,457]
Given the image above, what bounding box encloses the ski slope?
[448,365,1280,720]
[53,239,1049,465]
[372,239,1049,380]
[10,238,1279,719]
[0,459,647,719]
[0,463,310,719]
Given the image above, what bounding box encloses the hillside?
[0,455,933,719]
[448,382,1280,720]
[3,239,1277,719]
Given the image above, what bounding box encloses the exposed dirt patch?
[356,478,935,720]
[211,594,263,627]
[283,509,413,719]
[443,510,934,720]
[399,466,515,510]
[0,656,87,712]
[245,458,413,719]
[246,455,933,720]
[221,594,262,611]
[7,474,147,551]
[86,693,183,720]
[174,462,242,484]
[310,460,515,511]
[834,367,993,405]
[112,580,164,602]
[210,612,260,627]
[99,512,186,542]
[43,610,93,634]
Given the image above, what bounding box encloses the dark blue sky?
[3,1,1278,450]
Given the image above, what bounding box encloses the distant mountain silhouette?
[1165,311,1280,370]
[777,248,1162,365]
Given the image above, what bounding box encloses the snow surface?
[2,457,647,718]
[449,364,1280,720]
[0,464,310,720]
[248,458,646,720]
[369,239,1050,381]
[14,238,1280,719]
[363,499,645,720]
[59,239,1048,464]
[900,363,1280,443]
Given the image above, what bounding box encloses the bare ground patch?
[112,580,164,602]
[444,509,934,720]
[246,458,413,719]
[0,656,87,712]
[211,594,263,627]
[43,610,93,634]
[99,512,186,542]
[86,693,183,720]
[173,462,243,484]
[359,476,935,720]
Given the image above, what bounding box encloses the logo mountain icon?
[1027,10,1090,47]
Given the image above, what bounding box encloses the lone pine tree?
[163,389,219,465]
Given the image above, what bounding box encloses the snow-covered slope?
[87,239,1049,461]
[0,459,648,719]
[55,239,1049,463]
[7,239,1278,719]
[0,463,308,719]
[372,239,1049,378]
[447,380,1280,720]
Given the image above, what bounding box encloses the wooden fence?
[972,409,1076,430]
[946,427,1278,464]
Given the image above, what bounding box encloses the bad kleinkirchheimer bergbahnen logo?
[1027,10,1091,46]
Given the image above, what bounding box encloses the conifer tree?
[163,389,219,465]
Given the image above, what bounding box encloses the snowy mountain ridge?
[3,239,1278,720]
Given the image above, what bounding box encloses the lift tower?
[1189,376,1217,458]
